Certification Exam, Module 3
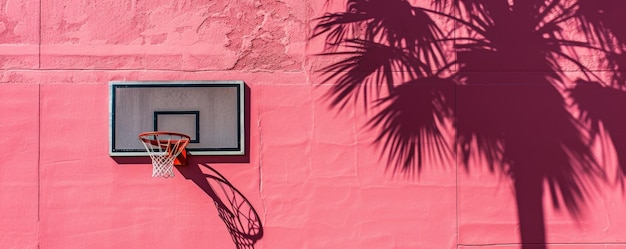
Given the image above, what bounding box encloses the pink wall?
[1,0,626,248]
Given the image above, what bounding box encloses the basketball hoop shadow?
[177,164,264,249]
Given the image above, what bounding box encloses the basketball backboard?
[109,81,245,156]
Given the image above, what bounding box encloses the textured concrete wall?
[1,0,625,248]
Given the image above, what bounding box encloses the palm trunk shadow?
[514,172,546,248]
[457,81,601,248]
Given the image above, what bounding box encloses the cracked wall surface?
[1,0,626,249]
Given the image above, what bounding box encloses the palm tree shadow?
[312,0,626,248]
[177,164,263,249]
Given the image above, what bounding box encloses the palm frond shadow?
[571,80,626,185]
[177,164,263,249]
[313,0,626,247]
[368,77,455,173]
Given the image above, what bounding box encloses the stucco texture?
[1,0,626,248]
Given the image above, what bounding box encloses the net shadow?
[177,164,263,249]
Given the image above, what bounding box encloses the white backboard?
[109,81,245,156]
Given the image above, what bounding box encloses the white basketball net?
[138,133,190,178]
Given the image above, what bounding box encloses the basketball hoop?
[138,131,191,178]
